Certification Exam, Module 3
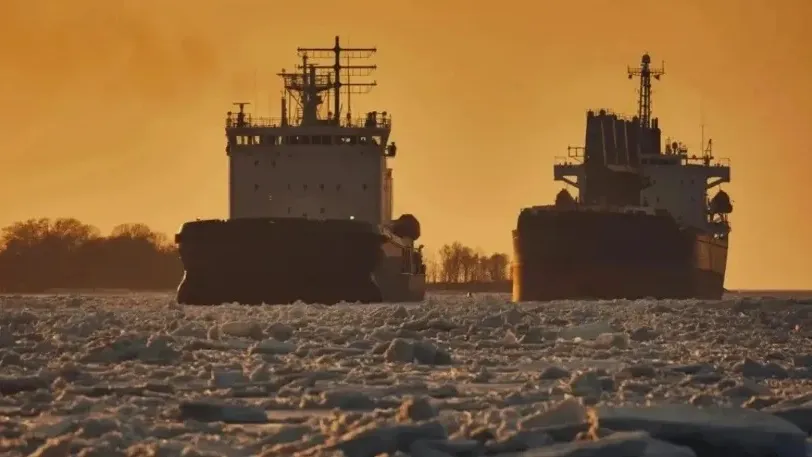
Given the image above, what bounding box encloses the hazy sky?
[1,0,810,289]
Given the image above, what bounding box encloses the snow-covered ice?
[2,292,812,456]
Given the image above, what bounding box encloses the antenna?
[346,41,352,120]
[700,123,705,158]
[253,68,259,117]
[296,36,378,124]
[627,53,665,129]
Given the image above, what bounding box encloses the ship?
[174,36,426,305]
[512,54,733,301]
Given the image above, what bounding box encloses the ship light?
[350,216,355,220]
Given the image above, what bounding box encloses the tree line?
[0,218,511,292]
[0,218,182,292]
[425,241,511,284]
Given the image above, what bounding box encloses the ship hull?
[174,218,426,305]
[512,208,728,301]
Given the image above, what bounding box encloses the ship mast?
[627,54,665,129]
[296,36,378,125]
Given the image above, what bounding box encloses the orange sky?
[1,0,810,289]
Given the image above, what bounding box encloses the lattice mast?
[277,36,378,127]
[627,54,665,129]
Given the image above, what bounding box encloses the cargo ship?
[174,37,426,305]
[512,54,733,301]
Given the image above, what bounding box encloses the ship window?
[336,184,342,191]
[287,207,291,214]
[297,135,310,145]
[319,184,324,191]
[312,136,322,145]
[267,135,278,145]
[320,207,325,214]
[371,135,382,145]
[287,184,292,190]
[286,136,298,145]
[303,184,308,190]
[656,197,660,203]
[362,184,368,191]
[254,184,259,191]
[254,160,259,166]
[253,136,261,144]
[322,136,333,145]
[271,160,276,167]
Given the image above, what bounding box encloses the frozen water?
[1,291,812,456]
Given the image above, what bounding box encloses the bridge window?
[312,136,322,145]
[297,135,310,145]
[322,136,333,145]
[252,136,261,145]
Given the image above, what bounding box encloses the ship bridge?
[225,37,400,227]
[225,110,392,149]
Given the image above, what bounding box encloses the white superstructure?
[639,140,731,232]
[225,37,398,227]
[554,139,731,233]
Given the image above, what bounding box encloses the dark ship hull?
[512,207,728,301]
[175,218,426,305]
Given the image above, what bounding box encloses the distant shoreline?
[3,286,806,301]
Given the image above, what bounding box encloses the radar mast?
[627,54,665,129]
[277,36,378,127]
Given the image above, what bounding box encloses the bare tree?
[432,242,510,284]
